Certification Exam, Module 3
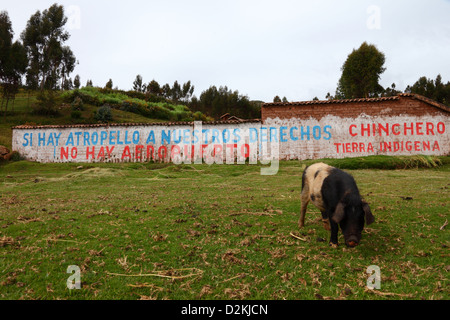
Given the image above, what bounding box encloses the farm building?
[261,93,449,122]
[261,93,449,160]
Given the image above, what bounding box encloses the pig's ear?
[332,202,345,223]
[363,201,375,225]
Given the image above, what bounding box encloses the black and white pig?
[298,163,375,247]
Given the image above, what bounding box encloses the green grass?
[0,158,448,300]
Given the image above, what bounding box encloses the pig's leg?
[299,185,310,228]
[329,218,339,248]
[321,211,330,230]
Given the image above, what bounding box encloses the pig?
[298,162,375,247]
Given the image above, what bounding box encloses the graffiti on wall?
[12,114,449,165]
[264,114,448,160]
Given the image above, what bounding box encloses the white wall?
[12,114,449,163]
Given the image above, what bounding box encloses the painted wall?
[264,114,449,160]
[11,95,450,163]
[260,94,449,160]
[12,115,449,163]
[12,122,268,164]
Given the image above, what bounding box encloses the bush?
[120,100,154,118]
[31,90,61,116]
[71,96,84,111]
[145,93,167,103]
[150,104,172,120]
[6,151,25,162]
[193,111,210,122]
[120,100,139,114]
[71,110,82,119]
[70,88,101,106]
[94,104,113,123]
[173,111,192,121]
[59,87,202,121]
[164,103,175,111]
[125,90,147,101]
[102,96,122,106]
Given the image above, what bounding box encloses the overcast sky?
[3,0,450,102]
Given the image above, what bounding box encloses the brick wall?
[261,94,450,160]
[261,95,448,122]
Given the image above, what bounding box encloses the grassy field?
[0,157,448,300]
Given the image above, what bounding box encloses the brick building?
[261,93,449,122]
[260,93,449,160]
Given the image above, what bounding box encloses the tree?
[86,79,93,87]
[146,79,161,95]
[73,74,80,89]
[105,79,113,90]
[273,96,281,102]
[189,85,259,119]
[21,4,76,91]
[406,76,433,97]
[144,79,195,102]
[0,11,28,113]
[434,74,446,103]
[133,74,143,92]
[406,74,450,106]
[171,80,182,102]
[0,11,13,78]
[181,80,194,103]
[161,83,171,99]
[337,42,386,99]
[60,46,76,90]
[382,83,400,97]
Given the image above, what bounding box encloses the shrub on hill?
[94,104,113,123]
[61,87,211,122]
[31,90,61,116]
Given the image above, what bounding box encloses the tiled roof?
[262,93,450,113]
[263,95,400,106]
[401,93,450,113]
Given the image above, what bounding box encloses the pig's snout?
[346,236,359,248]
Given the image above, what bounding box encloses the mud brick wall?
[261,94,450,160]
[261,95,447,121]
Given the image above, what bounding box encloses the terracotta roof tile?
[262,96,399,107]
[262,93,450,113]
